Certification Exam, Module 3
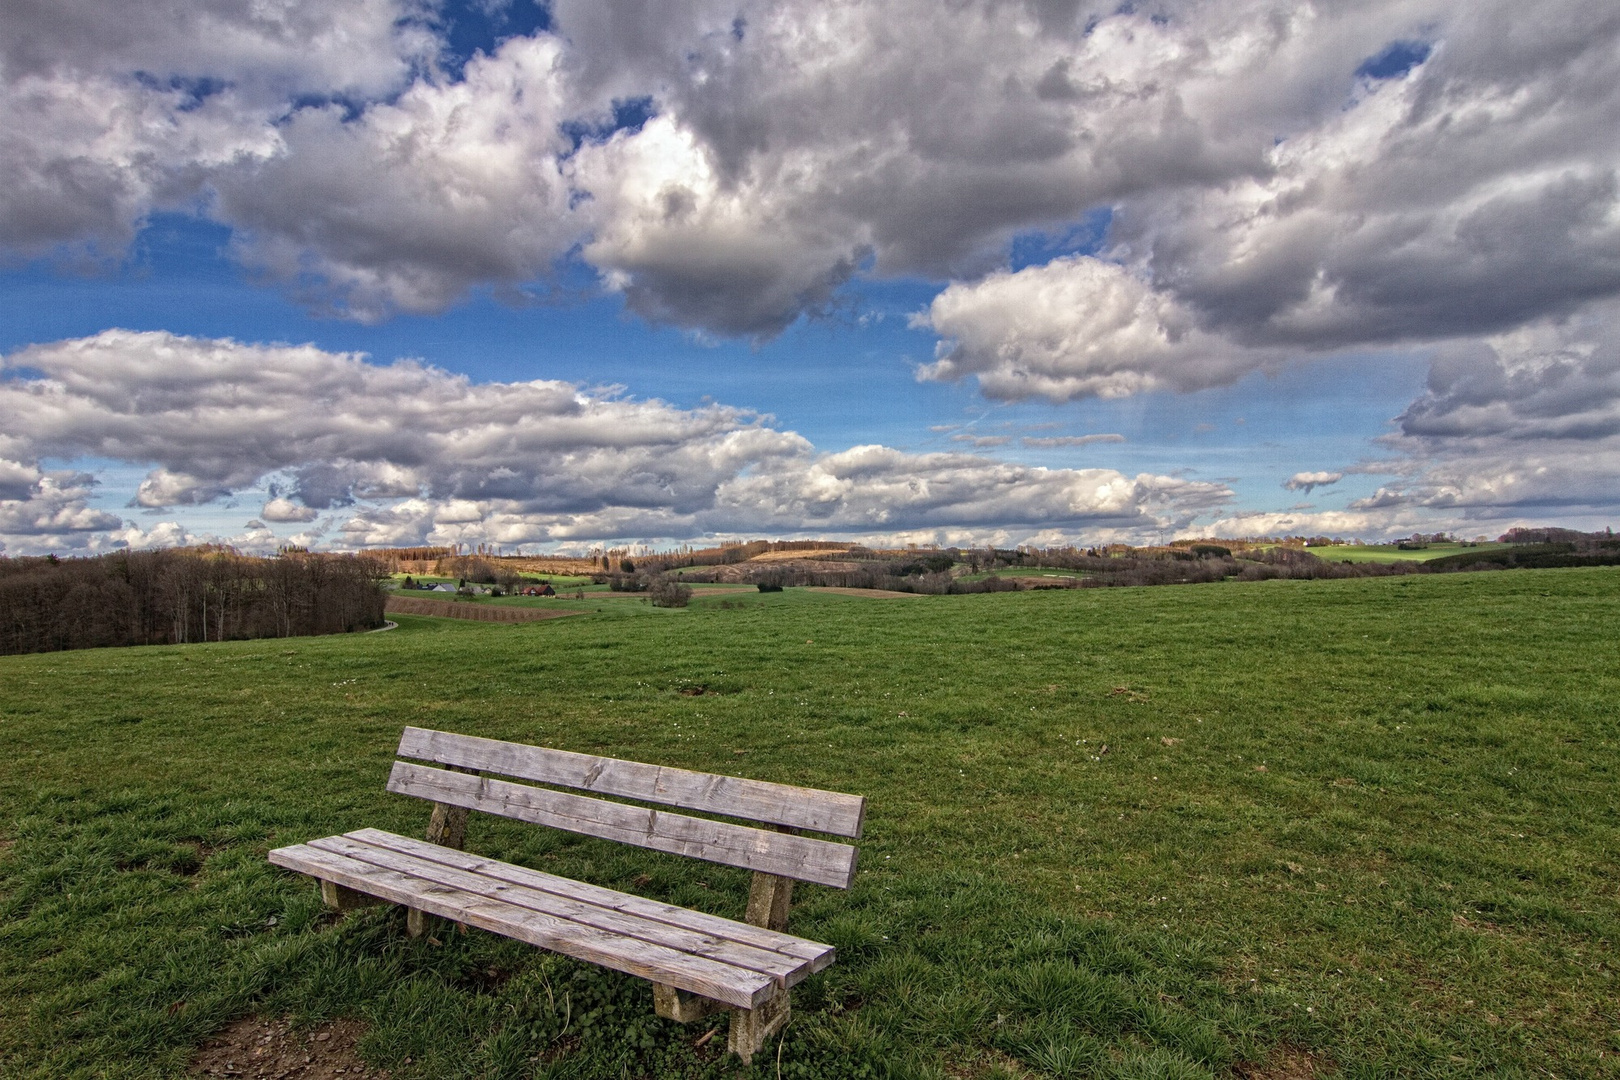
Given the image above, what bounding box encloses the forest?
[0,548,387,655]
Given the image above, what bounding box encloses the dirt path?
[385,597,584,622]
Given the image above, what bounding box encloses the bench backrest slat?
[397,726,865,838]
[387,761,860,889]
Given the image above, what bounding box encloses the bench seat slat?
[387,761,859,889]
[269,842,777,1009]
[305,832,817,983]
[398,727,865,838]
[345,828,834,970]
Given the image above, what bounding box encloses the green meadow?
[2,569,1617,1078]
[1309,543,1514,564]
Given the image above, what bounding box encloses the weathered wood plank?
[268,843,775,1009]
[346,829,835,970]
[397,727,865,837]
[306,834,812,983]
[386,762,860,888]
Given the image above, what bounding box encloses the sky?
[0,0,1617,556]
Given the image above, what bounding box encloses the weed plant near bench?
[1,568,1617,1078]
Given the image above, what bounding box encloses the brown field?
[591,586,757,599]
[383,597,583,622]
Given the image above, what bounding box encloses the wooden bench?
[268,727,865,1062]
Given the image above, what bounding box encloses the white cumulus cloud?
[1284,471,1344,494]
[0,330,1233,553]
[917,256,1265,400]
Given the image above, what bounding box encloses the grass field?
[959,568,1090,582]
[2,569,1617,1078]
[1308,543,1513,564]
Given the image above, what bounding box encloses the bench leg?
[746,872,793,932]
[652,983,726,1023]
[728,986,790,1064]
[321,879,383,912]
[407,795,472,937]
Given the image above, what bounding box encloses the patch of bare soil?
[190,1016,388,1080]
[1001,575,1082,589]
[1236,1046,1333,1079]
[802,586,927,599]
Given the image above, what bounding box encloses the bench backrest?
[388,727,864,889]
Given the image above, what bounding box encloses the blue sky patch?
[562,97,657,151]
[1008,208,1114,272]
[438,0,551,76]
[1356,40,1432,80]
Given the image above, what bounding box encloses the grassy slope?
[1,570,1617,1078]
[1312,543,1514,564]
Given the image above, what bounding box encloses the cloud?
[1206,307,1620,539]
[1116,22,1620,355]
[0,69,279,259]
[1022,434,1126,448]
[1360,309,1620,519]
[709,444,1230,533]
[0,470,121,540]
[565,0,1620,354]
[0,0,432,95]
[917,257,1270,400]
[261,497,319,523]
[0,459,42,501]
[1397,312,1620,441]
[0,329,801,516]
[0,330,1232,553]
[0,0,432,261]
[1284,471,1344,493]
[570,117,868,337]
[2,0,1612,359]
[213,35,581,320]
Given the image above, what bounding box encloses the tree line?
[0,548,388,656]
[650,529,1620,593]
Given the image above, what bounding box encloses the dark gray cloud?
[1398,314,1620,440]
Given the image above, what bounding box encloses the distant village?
[398,576,555,597]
